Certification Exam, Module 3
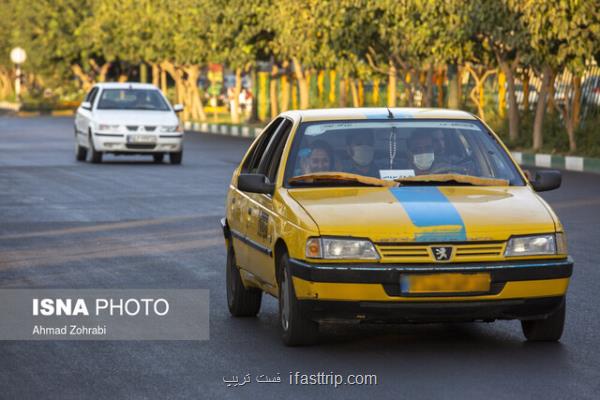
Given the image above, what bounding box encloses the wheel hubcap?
[280,268,290,331]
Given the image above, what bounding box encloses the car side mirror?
[531,170,561,192]
[81,101,92,110]
[238,173,274,195]
[173,104,184,113]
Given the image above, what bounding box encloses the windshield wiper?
[289,172,397,187]
[395,174,509,187]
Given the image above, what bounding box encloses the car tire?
[278,252,318,346]
[226,243,262,317]
[521,298,565,342]
[88,132,102,163]
[75,141,87,162]
[169,151,182,165]
[153,153,164,163]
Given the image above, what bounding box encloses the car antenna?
[386,107,394,119]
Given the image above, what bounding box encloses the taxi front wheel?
[521,298,565,342]
[278,253,318,346]
[226,244,261,317]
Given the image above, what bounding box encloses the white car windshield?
[285,119,525,186]
[97,89,170,111]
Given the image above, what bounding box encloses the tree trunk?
[71,64,94,92]
[230,67,242,123]
[350,79,359,107]
[97,63,110,83]
[522,69,530,111]
[329,70,336,104]
[533,65,552,151]
[280,73,290,112]
[152,64,160,87]
[456,65,463,106]
[317,70,325,105]
[571,74,581,133]
[447,63,459,109]
[160,68,167,94]
[498,70,507,118]
[372,78,380,105]
[436,66,445,107]
[499,60,519,141]
[546,69,555,114]
[387,61,397,107]
[249,68,260,123]
[424,66,434,107]
[358,80,364,106]
[0,68,13,99]
[339,77,347,107]
[292,58,309,109]
[140,63,148,83]
[184,65,206,122]
[270,65,279,118]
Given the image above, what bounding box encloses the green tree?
[513,0,599,152]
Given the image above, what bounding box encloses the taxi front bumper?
[289,257,573,322]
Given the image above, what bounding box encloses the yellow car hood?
[288,186,556,242]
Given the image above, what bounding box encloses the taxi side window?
[263,120,293,183]
[241,118,284,174]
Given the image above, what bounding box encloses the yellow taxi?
[221,108,572,346]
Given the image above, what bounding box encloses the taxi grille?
[375,242,506,263]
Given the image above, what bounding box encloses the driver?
[407,132,455,175]
[300,140,334,174]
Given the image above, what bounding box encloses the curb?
[183,121,600,175]
[184,121,262,138]
[511,151,600,174]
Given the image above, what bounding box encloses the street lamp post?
[10,47,27,102]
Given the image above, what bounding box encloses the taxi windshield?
[284,119,524,187]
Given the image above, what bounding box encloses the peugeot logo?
[431,246,453,261]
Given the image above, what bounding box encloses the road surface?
[0,116,598,399]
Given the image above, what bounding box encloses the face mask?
[413,152,435,170]
[352,145,375,166]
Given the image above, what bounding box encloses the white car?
[74,82,184,164]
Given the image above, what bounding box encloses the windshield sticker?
[304,121,481,136]
[379,169,415,180]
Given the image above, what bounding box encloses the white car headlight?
[159,125,180,133]
[97,124,120,131]
[504,234,558,257]
[306,237,379,260]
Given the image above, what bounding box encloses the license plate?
[400,273,491,294]
[127,134,157,144]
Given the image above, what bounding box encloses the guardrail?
[184,121,600,174]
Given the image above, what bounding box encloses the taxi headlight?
[306,237,379,260]
[504,234,557,257]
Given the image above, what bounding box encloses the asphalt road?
[0,116,599,400]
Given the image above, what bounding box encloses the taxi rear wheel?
[278,253,318,346]
[521,298,565,342]
[226,243,261,317]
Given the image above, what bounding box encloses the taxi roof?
[281,108,477,122]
